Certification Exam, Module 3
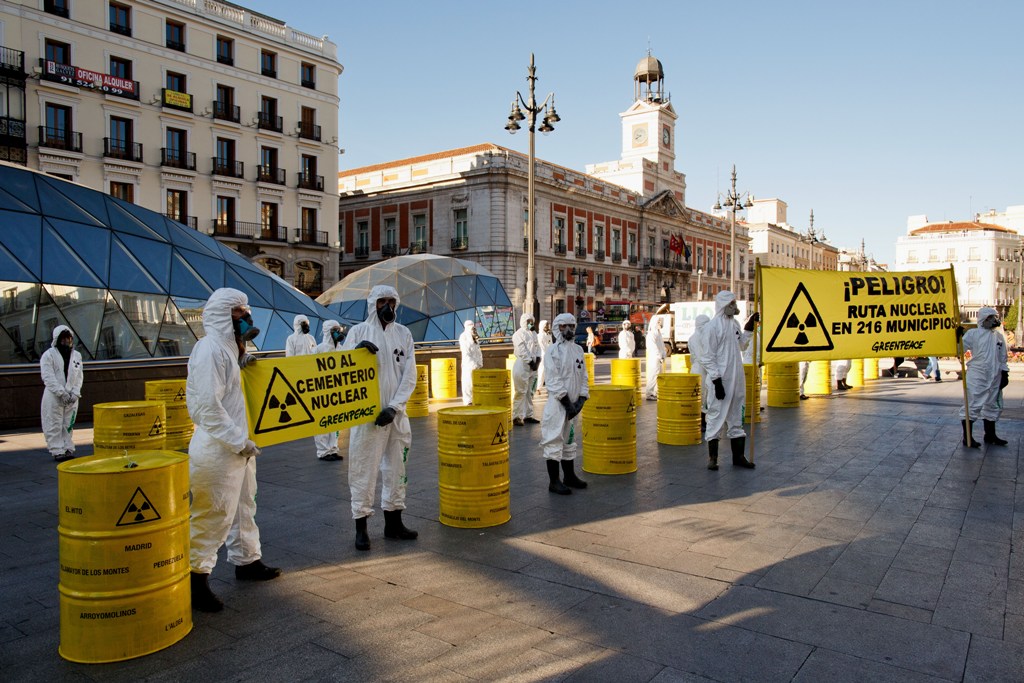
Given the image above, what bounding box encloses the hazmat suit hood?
[539,319,548,332]
[552,313,576,341]
[464,320,476,331]
[203,288,248,346]
[695,314,711,329]
[977,307,999,325]
[519,313,535,330]
[364,284,401,326]
[714,290,737,316]
[321,319,342,345]
[51,324,73,347]
[292,314,310,333]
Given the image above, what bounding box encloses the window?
[109,56,132,80]
[109,2,131,36]
[216,196,235,230]
[166,20,185,51]
[45,39,71,66]
[43,103,73,149]
[413,214,427,244]
[612,228,621,254]
[216,36,233,66]
[554,216,565,246]
[968,247,980,261]
[44,0,69,18]
[928,249,938,263]
[522,209,529,240]
[214,84,237,122]
[357,221,369,248]
[109,181,133,202]
[166,71,186,93]
[301,62,316,89]
[299,106,320,140]
[697,246,704,269]
[216,138,234,163]
[968,267,979,284]
[166,190,188,224]
[947,248,956,261]
[628,233,636,258]
[259,146,278,182]
[260,202,278,237]
[165,127,186,165]
[107,116,132,158]
[299,154,320,189]
[259,96,280,132]
[301,208,318,238]
[575,221,585,253]
[261,50,277,78]
[384,217,397,247]
[455,208,468,241]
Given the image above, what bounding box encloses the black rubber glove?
[573,396,587,415]
[355,340,378,354]
[713,378,726,400]
[955,326,965,341]
[560,395,577,420]
[1000,370,1009,389]
[744,312,760,332]
[528,358,539,371]
[374,406,396,427]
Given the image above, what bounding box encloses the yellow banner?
[760,266,959,362]
[241,349,380,447]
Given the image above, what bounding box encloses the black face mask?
[377,304,396,325]
[233,313,260,341]
[331,328,345,344]
[300,321,310,335]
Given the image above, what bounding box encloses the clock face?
[662,127,671,146]
[632,125,648,147]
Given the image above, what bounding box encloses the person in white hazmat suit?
[40,325,83,461]
[314,320,347,461]
[536,320,553,392]
[833,359,852,391]
[187,288,280,613]
[341,285,419,551]
[540,313,590,494]
[687,314,711,434]
[285,313,317,357]
[959,306,1010,447]
[511,312,541,426]
[459,319,483,406]
[618,321,636,359]
[698,291,759,470]
[644,317,666,400]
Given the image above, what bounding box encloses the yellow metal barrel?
[864,357,880,381]
[805,360,833,396]
[584,352,595,386]
[430,358,458,400]
[669,353,690,373]
[145,380,192,451]
[610,358,642,403]
[407,364,430,417]
[656,373,702,445]
[57,451,191,663]
[764,362,800,408]
[472,368,512,431]
[582,386,637,474]
[744,364,762,422]
[437,407,510,528]
[93,401,166,455]
[848,358,865,388]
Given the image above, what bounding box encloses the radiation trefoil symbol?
[491,422,508,445]
[766,282,834,353]
[116,487,161,526]
[254,367,315,434]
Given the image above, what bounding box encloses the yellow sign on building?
[241,349,380,447]
[759,266,959,362]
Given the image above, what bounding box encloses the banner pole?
[749,260,762,465]
[949,264,971,435]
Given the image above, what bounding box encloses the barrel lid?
[93,400,166,410]
[590,385,634,392]
[57,450,187,474]
[437,406,506,417]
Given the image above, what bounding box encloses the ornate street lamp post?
[714,164,753,294]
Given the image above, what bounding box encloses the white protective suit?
[536,320,553,390]
[833,359,851,385]
[459,320,483,405]
[698,291,753,440]
[618,323,636,359]
[341,285,417,519]
[540,313,589,461]
[187,288,262,573]
[688,314,711,410]
[314,320,345,459]
[645,319,667,398]
[960,306,1009,421]
[285,314,317,357]
[512,313,541,421]
[39,325,83,457]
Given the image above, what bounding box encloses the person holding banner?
[459,319,483,405]
[314,320,347,461]
[285,314,317,358]
[187,288,280,613]
[959,307,1010,447]
[540,313,589,494]
[512,313,541,426]
[645,318,666,400]
[698,291,758,470]
[341,284,419,551]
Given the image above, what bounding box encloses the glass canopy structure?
[318,255,514,342]
[0,163,336,364]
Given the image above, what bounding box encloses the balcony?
[166,37,185,52]
[409,240,428,254]
[575,284,587,296]
[301,78,316,89]
[258,225,287,242]
[354,246,370,259]
[161,148,195,170]
[451,237,469,251]
[38,126,82,153]
[261,67,277,79]
[594,250,606,262]
[110,22,131,37]
[217,53,233,67]
[643,258,654,268]
[297,171,324,191]
[295,228,328,246]
[554,279,567,291]
[212,157,244,178]
[523,238,537,250]
[257,111,283,133]
[595,284,606,295]
[212,220,286,241]
[297,121,321,141]
[554,243,567,256]
[1,116,27,145]
[611,251,622,264]
[212,219,241,237]
[675,260,693,273]
[103,138,142,163]
[575,246,587,258]
[163,213,197,230]
[629,286,639,295]
[382,243,399,257]
[628,255,638,265]
[257,165,286,185]
[212,101,240,123]
[0,46,25,78]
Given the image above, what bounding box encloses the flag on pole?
[669,234,683,255]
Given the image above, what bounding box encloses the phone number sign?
[43,60,137,98]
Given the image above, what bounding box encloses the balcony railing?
[166,37,185,52]
[595,284,606,294]
[297,121,321,141]
[38,126,82,153]
[629,286,639,295]
[294,228,328,246]
[0,116,27,140]
[212,101,240,123]
[594,250,606,262]
[261,67,277,79]
[301,78,316,89]
[554,279,567,290]
[612,251,622,263]
[212,157,243,178]
[612,285,622,295]
[161,148,195,170]
[409,240,427,254]
[0,46,25,77]
[103,138,142,163]
[110,22,132,37]
[382,243,399,257]
[212,219,239,236]
[257,165,286,184]
[643,258,654,268]
[628,255,638,265]
[354,245,370,259]
[554,243,567,256]
[257,111,283,133]
[575,246,587,258]
[297,171,324,191]
[258,225,287,242]
[451,237,469,251]
[213,220,286,241]
[163,213,197,230]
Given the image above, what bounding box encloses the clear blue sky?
[244,0,1021,265]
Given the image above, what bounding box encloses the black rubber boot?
[983,420,1008,446]
[355,516,371,551]
[190,571,224,613]
[383,510,419,539]
[234,559,281,581]
[700,412,706,434]
[962,420,980,448]
[547,459,571,495]
[561,459,588,489]
[731,437,755,469]
[707,439,719,470]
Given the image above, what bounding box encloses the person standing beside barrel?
[688,314,711,434]
[459,319,483,406]
[314,320,346,461]
[536,319,554,393]
[540,313,589,494]
[341,285,419,551]
[187,288,280,613]
[618,321,636,359]
[698,291,758,470]
[645,318,666,400]
[512,312,541,426]
[40,325,82,462]
[959,306,1010,448]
